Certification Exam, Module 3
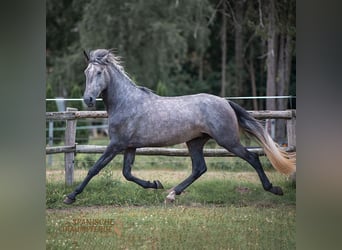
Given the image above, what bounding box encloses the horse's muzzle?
[83,96,96,107]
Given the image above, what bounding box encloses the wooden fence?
[46,108,296,185]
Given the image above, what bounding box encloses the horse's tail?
[229,101,296,175]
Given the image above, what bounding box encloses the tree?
[79,0,213,93]
[275,0,295,143]
[234,0,245,98]
[46,0,296,117]
[266,0,277,112]
[246,45,258,110]
[262,0,296,142]
[47,0,91,96]
[220,0,228,97]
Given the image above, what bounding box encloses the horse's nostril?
[87,96,93,104]
[84,96,95,107]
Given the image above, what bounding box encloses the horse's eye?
[97,71,101,75]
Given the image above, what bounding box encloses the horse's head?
[83,49,111,108]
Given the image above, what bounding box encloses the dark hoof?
[154,180,164,189]
[63,196,76,205]
[269,186,284,196]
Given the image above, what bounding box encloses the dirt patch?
[235,186,251,194]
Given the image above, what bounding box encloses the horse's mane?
[89,49,124,72]
[89,49,154,94]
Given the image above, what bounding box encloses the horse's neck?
[104,69,143,112]
[100,90,109,110]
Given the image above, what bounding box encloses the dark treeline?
[47,0,296,112]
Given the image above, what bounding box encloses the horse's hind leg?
[122,148,164,189]
[166,136,209,202]
[221,142,283,195]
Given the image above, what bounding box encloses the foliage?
[79,0,212,90]
[47,0,296,105]
[156,81,168,96]
[47,0,90,95]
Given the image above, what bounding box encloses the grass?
[46,167,295,249]
[46,168,295,208]
[46,137,295,249]
[47,205,295,250]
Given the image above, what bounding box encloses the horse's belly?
[149,130,202,146]
[129,120,204,147]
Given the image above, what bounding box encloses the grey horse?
[64,49,295,205]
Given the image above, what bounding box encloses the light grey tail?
[229,101,296,175]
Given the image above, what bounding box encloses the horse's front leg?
[122,148,164,189]
[63,142,122,204]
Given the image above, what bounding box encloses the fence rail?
[46,108,296,185]
[46,145,272,156]
[46,110,295,121]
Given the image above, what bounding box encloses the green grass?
[46,142,295,249]
[47,205,295,250]
[46,168,295,209]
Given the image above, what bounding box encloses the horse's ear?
[83,50,89,62]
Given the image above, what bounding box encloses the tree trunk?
[266,0,277,111]
[249,47,258,110]
[265,0,277,139]
[275,0,294,144]
[259,39,266,109]
[220,0,228,97]
[276,31,293,144]
[235,0,244,98]
[275,34,286,143]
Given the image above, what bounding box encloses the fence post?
[64,107,77,186]
[287,109,296,183]
[286,110,296,149]
[47,121,54,166]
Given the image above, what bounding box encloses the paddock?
[46,107,296,249]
